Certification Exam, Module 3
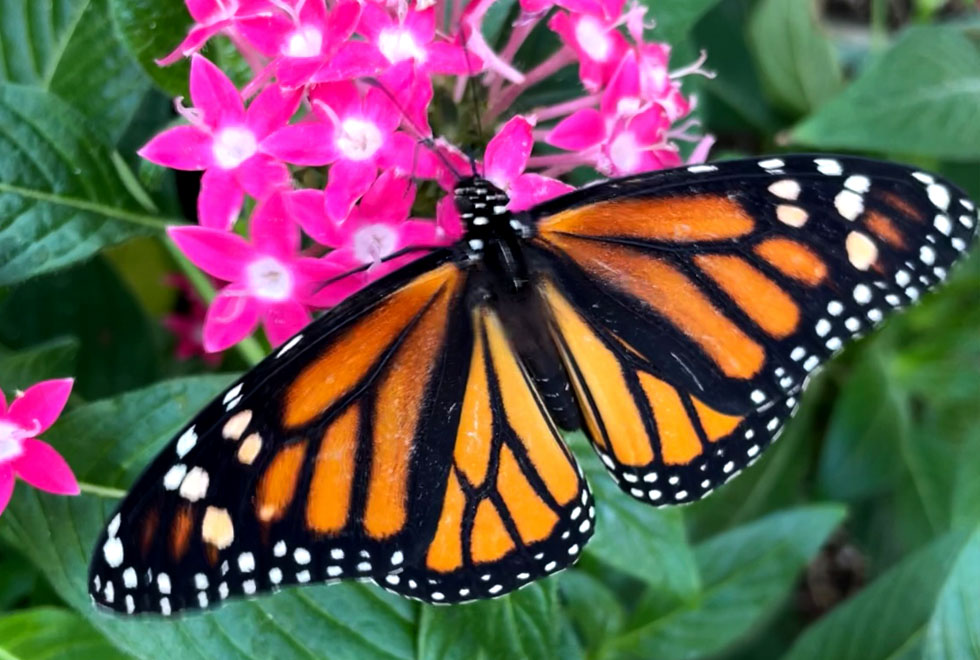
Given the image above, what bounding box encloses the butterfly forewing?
[528,155,978,505]
[89,252,592,615]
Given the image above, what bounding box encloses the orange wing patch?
[546,234,765,379]
[878,191,925,222]
[256,440,308,523]
[543,281,653,466]
[307,404,360,534]
[538,195,754,242]
[426,470,467,572]
[283,264,458,429]
[470,500,515,563]
[691,396,743,442]
[453,325,493,488]
[694,254,800,338]
[637,373,702,465]
[754,238,828,287]
[496,445,559,545]
[865,212,907,249]
[170,504,195,561]
[364,276,457,539]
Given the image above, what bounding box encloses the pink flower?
[549,8,628,93]
[167,193,342,351]
[264,80,417,220]
[139,56,303,230]
[358,4,475,76]
[483,116,573,211]
[288,171,450,304]
[157,0,272,66]
[237,0,386,88]
[0,379,78,517]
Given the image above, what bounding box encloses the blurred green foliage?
[0,0,978,658]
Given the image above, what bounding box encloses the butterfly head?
[453,176,512,240]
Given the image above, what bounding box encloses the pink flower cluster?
[143,0,712,353]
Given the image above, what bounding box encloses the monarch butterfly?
[89,154,977,615]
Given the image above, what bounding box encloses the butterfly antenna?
[362,76,464,181]
[460,32,485,177]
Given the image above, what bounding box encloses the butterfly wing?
[526,155,978,505]
[89,251,592,614]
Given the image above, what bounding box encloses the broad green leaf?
[924,528,980,659]
[418,582,563,660]
[0,84,170,286]
[0,258,159,399]
[0,377,418,660]
[601,505,845,659]
[558,570,626,653]
[645,0,726,44]
[0,550,39,611]
[817,350,908,500]
[0,0,150,142]
[573,437,700,600]
[790,26,980,160]
[784,531,968,660]
[0,607,130,660]
[747,0,842,115]
[0,337,79,392]
[109,0,192,97]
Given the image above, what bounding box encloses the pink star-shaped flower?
[549,7,628,93]
[288,171,451,305]
[167,193,342,351]
[139,55,303,230]
[157,0,273,66]
[0,379,78,517]
[237,0,387,88]
[482,115,574,211]
[264,80,418,220]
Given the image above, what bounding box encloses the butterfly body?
[90,155,978,616]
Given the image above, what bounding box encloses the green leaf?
[108,0,192,97]
[0,258,159,399]
[0,377,418,660]
[0,607,130,660]
[0,84,170,286]
[0,337,79,392]
[602,505,846,659]
[573,437,700,599]
[418,582,562,660]
[0,0,150,142]
[747,0,842,115]
[924,528,980,659]
[645,0,725,45]
[558,570,626,653]
[790,26,980,160]
[784,531,970,660]
[817,350,909,500]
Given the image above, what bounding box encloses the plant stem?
[78,481,127,499]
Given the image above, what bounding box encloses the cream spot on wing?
[776,204,808,227]
[846,231,878,270]
[768,179,801,200]
[222,410,253,441]
[237,432,262,465]
[202,506,234,549]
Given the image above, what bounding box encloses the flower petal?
[246,84,303,139]
[7,378,73,435]
[138,126,213,170]
[0,465,13,517]
[436,194,465,242]
[425,41,479,75]
[262,300,311,346]
[312,41,388,82]
[306,250,370,306]
[358,171,415,223]
[249,193,299,259]
[262,122,338,165]
[12,438,79,495]
[356,1,392,41]
[325,160,377,221]
[156,23,223,66]
[236,14,294,56]
[189,55,245,128]
[547,108,606,150]
[198,167,245,230]
[167,225,253,281]
[286,189,342,246]
[203,285,261,352]
[508,173,575,211]
[235,154,290,199]
[395,220,443,248]
[484,115,534,189]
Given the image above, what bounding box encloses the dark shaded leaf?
[0,607,131,660]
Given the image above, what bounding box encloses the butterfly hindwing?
[527,155,978,505]
[89,252,592,614]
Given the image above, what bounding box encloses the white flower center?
[575,17,612,62]
[608,131,640,173]
[0,421,26,463]
[283,25,323,58]
[336,118,383,161]
[353,224,399,264]
[212,126,258,169]
[246,257,293,301]
[378,29,426,64]
[616,96,641,116]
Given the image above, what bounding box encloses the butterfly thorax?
[454,176,532,292]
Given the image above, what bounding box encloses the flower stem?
[526,151,589,169]
[78,481,127,499]
[532,94,599,121]
[486,47,576,122]
[162,239,267,367]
